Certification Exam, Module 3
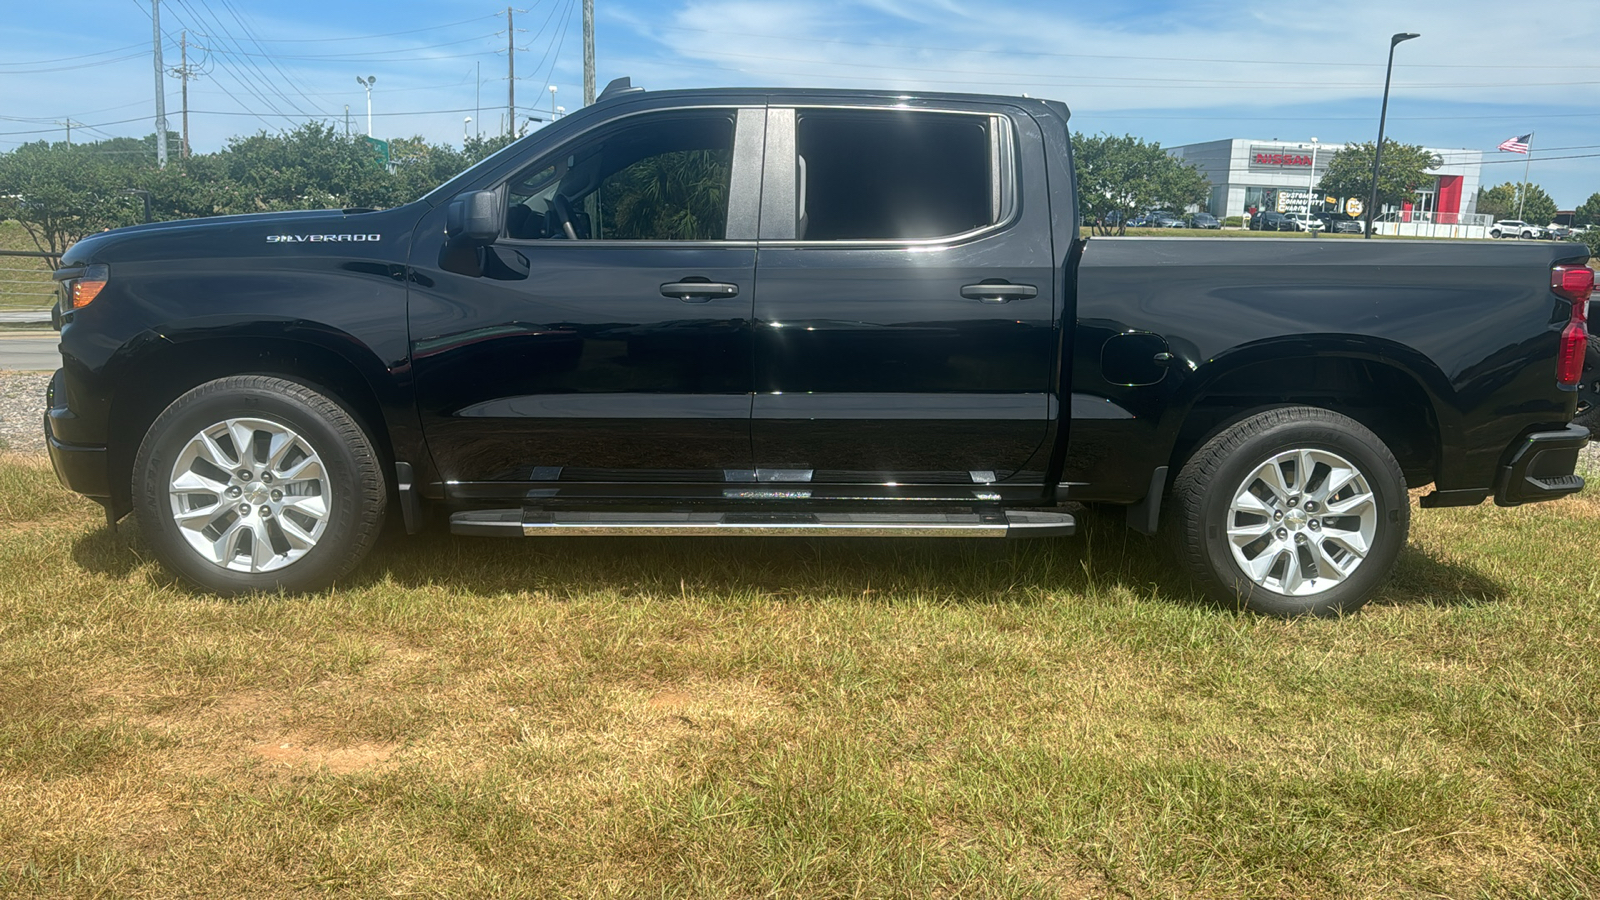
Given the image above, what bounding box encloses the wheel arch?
[1161,336,1455,489]
[102,322,404,519]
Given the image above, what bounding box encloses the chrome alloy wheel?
[167,417,332,573]
[1225,448,1378,597]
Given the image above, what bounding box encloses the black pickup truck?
[45,80,1593,617]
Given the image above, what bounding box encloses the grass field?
[0,221,54,311]
[1,456,1598,897]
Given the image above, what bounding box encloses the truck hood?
[60,205,423,268]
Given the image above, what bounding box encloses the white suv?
[1490,220,1544,239]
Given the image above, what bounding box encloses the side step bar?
[450,508,1076,539]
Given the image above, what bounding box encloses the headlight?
[67,264,109,310]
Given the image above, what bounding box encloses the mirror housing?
[446,190,503,245]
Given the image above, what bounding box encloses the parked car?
[45,80,1593,619]
[1149,212,1188,228]
[1250,211,1293,231]
[1490,220,1544,239]
[1546,224,1572,240]
[1189,213,1221,230]
[1284,214,1325,232]
[1327,219,1365,234]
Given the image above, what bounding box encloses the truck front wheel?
[1167,406,1409,617]
[132,375,387,596]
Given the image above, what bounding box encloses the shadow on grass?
[1373,542,1507,608]
[65,505,1507,614]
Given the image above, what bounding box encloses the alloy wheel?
[1224,448,1378,597]
[167,416,332,573]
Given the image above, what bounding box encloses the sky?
[2,0,1598,206]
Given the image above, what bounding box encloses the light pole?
[549,84,558,123]
[464,117,472,144]
[1364,32,1420,238]
[1308,137,1319,238]
[356,75,377,137]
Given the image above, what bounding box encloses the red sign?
[1254,152,1313,167]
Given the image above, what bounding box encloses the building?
[1166,139,1484,224]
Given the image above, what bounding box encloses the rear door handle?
[660,281,740,302]
[961,282,1038,303]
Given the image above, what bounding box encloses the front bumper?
[1495,424,1589,507]
[44,369,110,500]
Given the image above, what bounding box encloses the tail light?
[68,264,109,310]
[1552,264,1592,390]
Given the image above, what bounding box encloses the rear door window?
[792,110,1006,241]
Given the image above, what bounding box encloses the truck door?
[408,107,766,496]
[750,105,1057,483]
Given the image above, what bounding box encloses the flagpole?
[1517,132,1534,221]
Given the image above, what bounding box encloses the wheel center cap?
[1284,508,1309,530]
[247,482,270,505]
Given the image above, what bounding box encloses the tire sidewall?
[1196,418,1408,617]
[135,380,373,595]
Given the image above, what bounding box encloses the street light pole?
[549,84,558,124]
[1308,137,1319,239]
[464,117,472,144]
[1364,32,1420,239]
[356,76,376,137]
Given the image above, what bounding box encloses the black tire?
[133,375,387,595]
[1167,406,1409,618]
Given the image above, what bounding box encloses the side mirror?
[446,190,503,245]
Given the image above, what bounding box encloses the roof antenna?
[597,77,645,102]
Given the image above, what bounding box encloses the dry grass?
[1,455,1598,898]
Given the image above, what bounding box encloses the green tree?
[601,149,731,240]
[1475,183,1519,221]
[1571,192,1600,227]
[0,139,150,267]
[1317,140,1441,216]
[206,122,398,214]
[1479,182,1556,225]
[1513,183,1557,226]
[1072,133,1209,235]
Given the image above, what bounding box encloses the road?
[0,334,59,371]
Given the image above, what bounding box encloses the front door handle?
[661,281,740,302]
[961,282,1038,303]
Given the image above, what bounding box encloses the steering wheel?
[550,193,579,240]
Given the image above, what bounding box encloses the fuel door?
[1100,331,1171,387]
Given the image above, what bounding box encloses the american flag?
[1498,133,1532,154]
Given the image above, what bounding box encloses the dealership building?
[1166,139,1485,224]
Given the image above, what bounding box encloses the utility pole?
[583,0,595,106]
[476,61,481,139]
[57,119,82,146]
[167,30,197,159]
[344,105,350,138]
[506,6,515,137]
[152,0,169,168]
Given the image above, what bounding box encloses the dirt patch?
[250,738,397,775]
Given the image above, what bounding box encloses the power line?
[0,42,146,67]
[199,12,502,43]
[0,51,148,76]
[190,31,504,60]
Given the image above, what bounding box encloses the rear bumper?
[1494,424,1589,507]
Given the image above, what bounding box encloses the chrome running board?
[450,508,1075,539]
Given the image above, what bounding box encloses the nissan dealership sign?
[1249,146,1318,169]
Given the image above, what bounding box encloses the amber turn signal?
[69,264,109,310]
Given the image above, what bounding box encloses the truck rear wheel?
[133,376,387,596]
[1168,406,1409,617]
